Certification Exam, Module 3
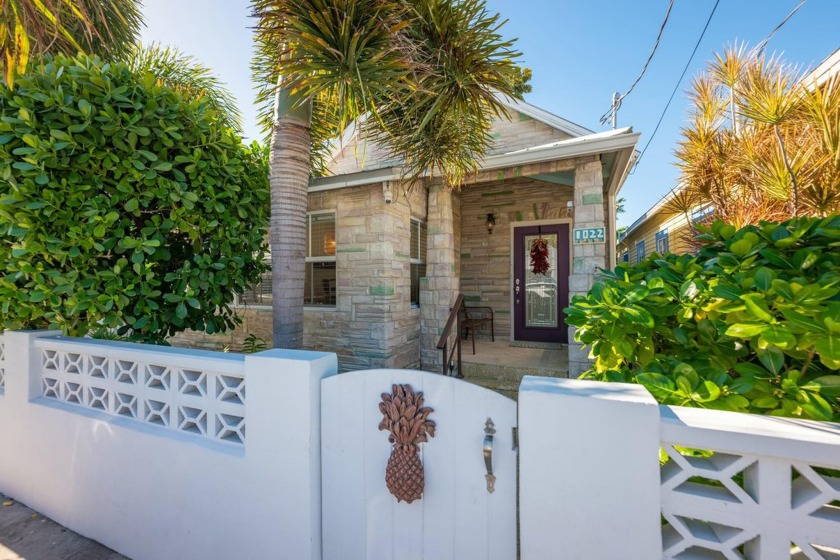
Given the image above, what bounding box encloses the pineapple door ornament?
[378,384,436,504]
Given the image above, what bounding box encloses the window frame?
[691,205,716,223]
[410,218,427,308]
[635,240,646,263]
[234,210,337,310]
[305,211,337,307]
[655,229,669,254]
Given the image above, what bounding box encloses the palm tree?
[739,55,803,216]
[123,42,242,131]
[251,0,522,349]
[0,0,143,87]
[674,46,840,228]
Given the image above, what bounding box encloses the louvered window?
[410,219,427,306]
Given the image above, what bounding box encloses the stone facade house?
[174,97,640,377]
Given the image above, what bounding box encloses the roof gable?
[325,98,591,177]
[495,95,593,138]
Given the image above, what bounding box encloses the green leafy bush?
[566,217,840,421]
[0,55,269,342]
[242,334,268,354]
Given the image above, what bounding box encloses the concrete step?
[463,363,568,401]
[461,362,568,383]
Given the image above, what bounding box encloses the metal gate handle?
[483,418,496,494]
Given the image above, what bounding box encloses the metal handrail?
[435,294,464,378]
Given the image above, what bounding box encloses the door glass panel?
[524,234,558,328]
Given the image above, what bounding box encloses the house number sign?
[573,227,606,245]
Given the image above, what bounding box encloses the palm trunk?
[269,93,311,349]
[773,124,799,217]
[730,87,738,134]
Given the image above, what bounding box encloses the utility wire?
[634,0,806,171]
[755,0,806,55]
[599,0,675,126]
[632,0,721,170]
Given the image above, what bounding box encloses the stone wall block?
[420,184,458,372]
[569,159,606,373]
[568,274,591,293]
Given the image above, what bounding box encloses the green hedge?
[567,217,840,421]
[0,55,269,342]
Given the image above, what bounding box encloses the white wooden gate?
[321,369,517,560]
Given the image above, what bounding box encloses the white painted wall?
[660,405,840,558]
[321,369,518,560]
[0,331,337,560]
[3,330,839,560]
[517,375,840,560]
[518,376,663,559]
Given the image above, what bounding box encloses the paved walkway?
[461,339,568,371]
[0,494,126,560]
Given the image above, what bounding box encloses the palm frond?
[800,74,840,168]
[677,44,840,224]
[663,186,701,217]
[251,0,521,185]
[123,42,242,132]
[251,0,414,176]
[797,153,840,215]
[747,140,802,200]
[0,0,143,87]
[738,53,801,125]
[61,0,143,58]
[710,42,749,130]
[368,0,521,185]
[251,0,412,136]
[686,74,726,130]
[710,42,747,88]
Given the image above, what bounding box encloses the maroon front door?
[513,224,570,343]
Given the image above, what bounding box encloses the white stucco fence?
[0,330,336,560]
[519,376,840,560]
[1,330,839,559]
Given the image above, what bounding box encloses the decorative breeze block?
[38,345,246,446]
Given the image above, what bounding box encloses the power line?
[634,0,807,171]
[632,0,721,170]
[599,0,675,126]
[755,0,806,54]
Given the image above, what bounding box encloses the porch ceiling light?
[486,213,496,234]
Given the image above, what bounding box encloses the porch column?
[569,158,607,378]
[420,184,459,372]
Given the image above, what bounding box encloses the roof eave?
[618,182,690,242]
[309,166,401,192]
[310,131,641,192]
[478,131,640,174]
[324,95,597,168]
[606,147,639,199]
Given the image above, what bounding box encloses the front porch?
[459,340,568,399]
[420,154,613,377]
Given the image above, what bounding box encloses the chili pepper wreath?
[530,238,550,275]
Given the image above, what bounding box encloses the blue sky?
[140,0,840,227]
